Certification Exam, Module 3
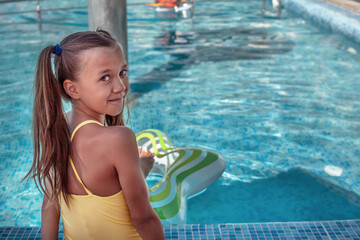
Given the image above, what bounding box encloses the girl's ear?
[63,79,80,100]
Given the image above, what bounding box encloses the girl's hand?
[138,146,154,178]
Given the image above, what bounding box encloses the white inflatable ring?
[136,129,226,224]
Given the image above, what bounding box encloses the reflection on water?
[130,27,294,97]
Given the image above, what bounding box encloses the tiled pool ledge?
[1,219,359,240]
[283,0,360,44]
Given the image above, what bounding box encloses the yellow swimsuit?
[59,120,142,240]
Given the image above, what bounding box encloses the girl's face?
[75,45,128,117]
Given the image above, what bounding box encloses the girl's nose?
[114,76,126,93]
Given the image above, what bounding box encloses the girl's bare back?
[65,111,123,197]
[65,110,155,197]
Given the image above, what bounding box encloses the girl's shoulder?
[73,122,137,165]
[90,124,135,142]
[90,125,137,157]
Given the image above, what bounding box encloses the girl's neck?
[67,105,106,127]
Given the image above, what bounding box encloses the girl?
[24,29,165,240]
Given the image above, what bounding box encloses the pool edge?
[283,0,360,44]
[1,219,359,239]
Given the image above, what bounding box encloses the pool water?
[1,0,360,226]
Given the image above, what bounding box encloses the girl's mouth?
[108,98,123,102]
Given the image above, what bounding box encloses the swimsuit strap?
[69,156,92,195]
[69,119,104,195]
[69,157,92,195]
[71,120,104,141]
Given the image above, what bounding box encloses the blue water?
[1,0,360,226]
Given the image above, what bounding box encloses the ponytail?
[23,45,71,205]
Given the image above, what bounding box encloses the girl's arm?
[110,127,165,240]
[41,180,60,240]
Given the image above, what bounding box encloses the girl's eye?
[101,75,110,81]
[120,69,128,78]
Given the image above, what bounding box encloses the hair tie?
[52,44,62,56]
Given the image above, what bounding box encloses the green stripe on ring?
[153,151,219,219]
[150,149,202,202]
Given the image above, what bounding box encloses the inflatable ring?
[136,129,226,224]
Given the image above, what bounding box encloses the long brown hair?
[23,29,128,205]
